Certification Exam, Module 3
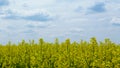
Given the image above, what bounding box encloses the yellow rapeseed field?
[0,37,120,68]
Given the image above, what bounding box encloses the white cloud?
[69,28,84,33]
[0,8,54,21]
[25,22,56,29]
[111,17,120,25]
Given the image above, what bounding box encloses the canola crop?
[0,37,120,68]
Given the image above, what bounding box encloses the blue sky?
[0,0,120,44]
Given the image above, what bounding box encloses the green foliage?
[0,37,120,68]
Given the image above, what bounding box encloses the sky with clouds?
[0,0,120,44]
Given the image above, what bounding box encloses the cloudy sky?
[0,0,120,44]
